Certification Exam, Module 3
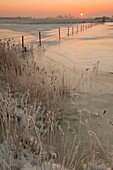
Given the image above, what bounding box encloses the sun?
[80,13,84,17]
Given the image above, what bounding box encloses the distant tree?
[95,17,102,20]
[102,16,106,23]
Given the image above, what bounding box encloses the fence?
[0,22,100,53]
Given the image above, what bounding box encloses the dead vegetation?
[0,40,113,170]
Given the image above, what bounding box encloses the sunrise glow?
[0,0,113,17]
[80,13,84,17]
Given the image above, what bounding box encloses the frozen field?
[0,23,113,71]
[0,22,113,110]
[0,22,113,160]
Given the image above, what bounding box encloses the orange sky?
[0,0,113,17]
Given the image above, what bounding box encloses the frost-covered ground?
[0,22,113,131]
[0,22,113,72]
[0,22,113,169]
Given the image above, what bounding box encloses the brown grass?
[0,40,112,170]
[0,40,70,111]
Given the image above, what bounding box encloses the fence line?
[0,22,101,52]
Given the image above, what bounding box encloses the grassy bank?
[0,40,113,170]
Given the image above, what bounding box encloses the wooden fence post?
[22,36,24,52]
[72,27,74,34]
[67,27,69,36]
[77,25,78,32]
[59,28,61,39]
[39,31,42,46]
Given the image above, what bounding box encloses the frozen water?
[0,23,113,165]
[0,23,113,72]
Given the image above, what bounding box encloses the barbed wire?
[0,23,98,50]
[0,24,81,41]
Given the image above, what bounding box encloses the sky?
[0,0,113,18]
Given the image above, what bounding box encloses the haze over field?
[0,0,113,18]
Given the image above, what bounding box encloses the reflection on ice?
[0,22,113,169]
